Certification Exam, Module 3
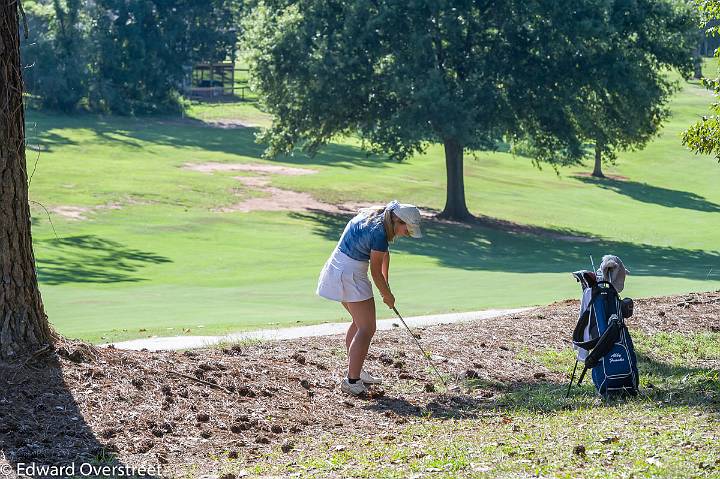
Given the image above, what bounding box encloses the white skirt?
[316,249,373,302]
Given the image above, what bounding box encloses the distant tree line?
[21,0,242,114]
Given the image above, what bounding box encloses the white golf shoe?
[340,378,367,396]
[360,369,383,385]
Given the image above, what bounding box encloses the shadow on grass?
[0,348,160,478]
[362,352,719,418]
[25,120,79,149]
[291,209,720,280]
[35,235,172,285]
[575,176,720,213]
[26,111,395,170]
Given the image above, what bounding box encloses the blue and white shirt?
[337,212,389,261]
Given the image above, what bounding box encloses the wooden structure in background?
[185,62,250,100]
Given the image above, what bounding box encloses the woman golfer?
[316,200,422,395]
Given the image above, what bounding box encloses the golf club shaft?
[392,306,447,386]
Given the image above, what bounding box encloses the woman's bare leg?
[342,302,358,352]
[344,298,377,379]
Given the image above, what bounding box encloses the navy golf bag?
[567,272,639,398]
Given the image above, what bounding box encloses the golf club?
[391,306,449,388]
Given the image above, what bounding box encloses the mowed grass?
[26,62,720,343]
[223,333,720,479]
[248,404,719,479]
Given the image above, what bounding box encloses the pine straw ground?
[1,291,719,478]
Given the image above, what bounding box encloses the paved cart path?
[104,307,533,351]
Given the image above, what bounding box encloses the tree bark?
[439,138,472,221]
[591,142,605,178]
[0,1,53,360]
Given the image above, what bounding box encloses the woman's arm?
[382,251,390,284]
[370,250,395,308]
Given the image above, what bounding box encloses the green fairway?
[26,65,720,344]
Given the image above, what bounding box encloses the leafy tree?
[88,0,185,114]
[683,0,720,160]
[88,0,242,114]
[574,1,696,178]
[244,0,573,219]
[21,0,242,114]
[244,0,697,219]
[1,0,53,359]
[172,0,242,65]
[21,0,89,111]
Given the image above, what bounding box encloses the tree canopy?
[573,1,696,177]
[683,0,720,161]
[245,0,697,219]
[21,0,242,114]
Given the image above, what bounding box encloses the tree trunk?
[439,138,472,221]
[591,143,605,178]
[693,45,703,80]
[0,1,53,360]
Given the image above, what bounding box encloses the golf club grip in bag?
[571,281,639,397]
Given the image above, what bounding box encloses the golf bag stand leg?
[566,360,579,398]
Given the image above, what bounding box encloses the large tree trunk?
[439,138,472,221]
[591,143,605,178]
[0,1,53,360]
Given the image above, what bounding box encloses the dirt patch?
[160,116,271,130]
[232,176,271,188]
[219,184,598,243]
[182,162,317,176]
[184,163,596,245]
[202,119,263,129]
[49,206,91,220]
[217,186,341,213]
[2,291,718,477]
[96,201,124,211]
[218,174,344,213]
[220,185,380,214]
[183,163,349,214]
[44,199,149,221]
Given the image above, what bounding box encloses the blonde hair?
[361,206,396,243]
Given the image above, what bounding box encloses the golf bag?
[567,272,639,398]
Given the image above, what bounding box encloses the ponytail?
[383,209,396,243]
[360,203,396,243]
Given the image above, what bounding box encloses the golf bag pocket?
[621,298,634,318]
[591,325,639,396]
